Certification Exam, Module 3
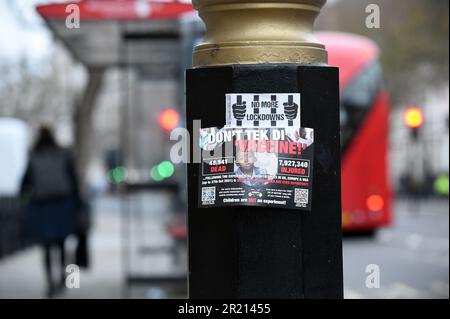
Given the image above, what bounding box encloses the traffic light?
[158,108,180,132]
[150,161,175,182]
[404,107,424,140]
[109,166,128,184]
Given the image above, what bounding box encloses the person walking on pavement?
[20,126,81,298]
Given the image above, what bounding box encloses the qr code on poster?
[294,188,309,205]
[202,187,216,204]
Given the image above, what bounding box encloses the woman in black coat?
[21,127,81,298]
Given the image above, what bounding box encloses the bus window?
[340,61,383,152]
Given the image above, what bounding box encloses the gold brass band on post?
[192,0,328,67]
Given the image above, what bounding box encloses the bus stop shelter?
[36,0,201,297]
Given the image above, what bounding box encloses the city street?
[1,0,448,303]
[0,195,447,299]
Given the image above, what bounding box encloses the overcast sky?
[0,0,64,63]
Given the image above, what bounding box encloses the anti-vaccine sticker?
[198,127,314,211]
[226,93,301,128]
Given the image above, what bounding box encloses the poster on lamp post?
[198,126,314,211]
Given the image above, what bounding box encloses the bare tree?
[0,51,79,128]
[0,47,104,191]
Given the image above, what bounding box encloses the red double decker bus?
[317,32,393,233]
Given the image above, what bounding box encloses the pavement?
[0,192,179,299]
[0,194,448,299]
